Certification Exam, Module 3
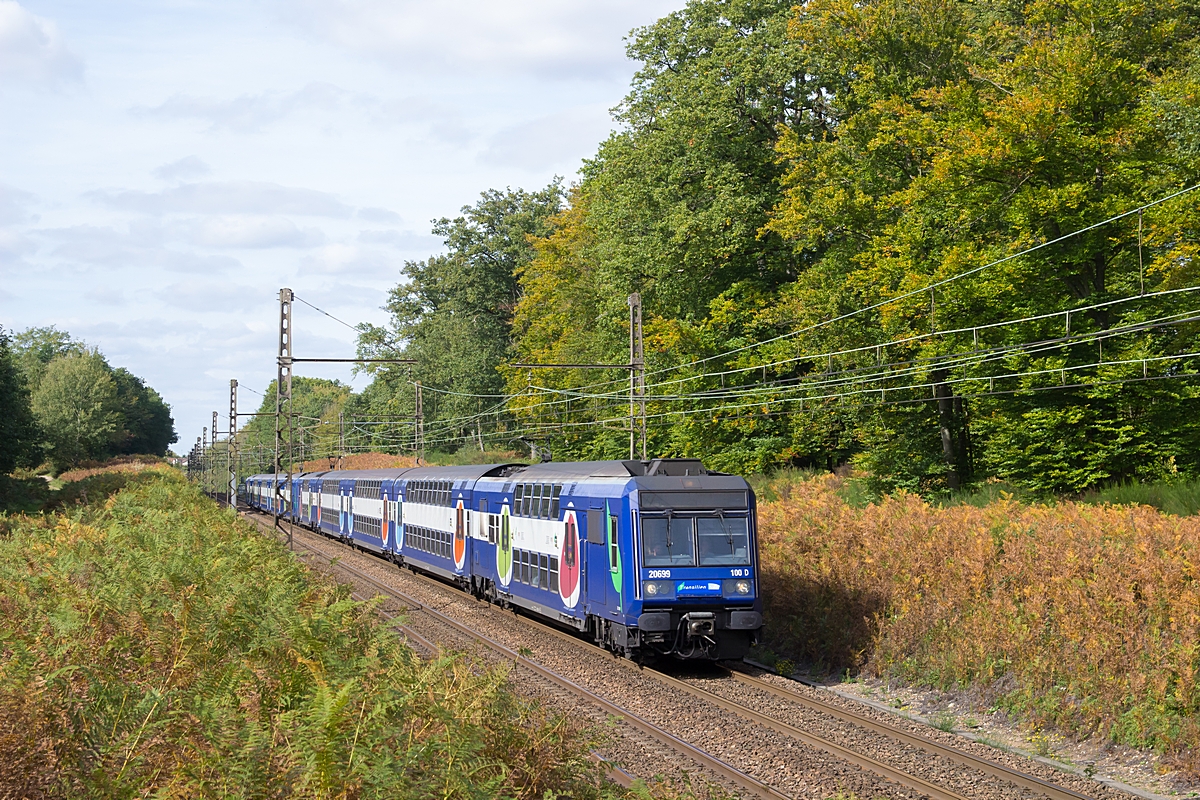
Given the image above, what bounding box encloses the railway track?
[245,512,783,799]
[245,510,1119,800]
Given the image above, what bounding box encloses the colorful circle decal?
[454,500,466,570]
[559,510,581,608]
[497,505,513,586]
[381,498,389,548]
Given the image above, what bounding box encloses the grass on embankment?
[754,473,1200,776]
[0,467,645,799]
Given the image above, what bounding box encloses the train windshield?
[641,515,752,567]
[696,517,750,566]
[641,517,696,566]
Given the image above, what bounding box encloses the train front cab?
[629,465,762,661]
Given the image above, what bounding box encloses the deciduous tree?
[31,350,121,469]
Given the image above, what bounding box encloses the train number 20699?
[647,569,671,579]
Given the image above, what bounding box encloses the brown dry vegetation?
[756,474,1200,774]
[291,450,526,472]
[295,453,419,472]
[56,455,162,483]
[0,469,643,799]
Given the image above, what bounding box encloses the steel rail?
[452,583,976,800]
[718,667,1095,800]
[368,545,1100,800]
[245,512,786,800]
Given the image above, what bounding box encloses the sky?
[0,0,684,453]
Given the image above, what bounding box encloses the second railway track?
[247,510,1131,800]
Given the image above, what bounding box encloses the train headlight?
[642,580,676,600]
[722,579,754,597]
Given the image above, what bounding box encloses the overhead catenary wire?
[293,295,367,335]
[499,299,1200,413]
[228,184,1200,461]
[512,182,1200,397]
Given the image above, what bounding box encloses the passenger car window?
[696,517,751,566]
[641,517,695,567]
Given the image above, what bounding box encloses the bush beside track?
[0,467,645,799]
[756,473,1200,776]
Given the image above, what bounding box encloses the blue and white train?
[244,458,763,661]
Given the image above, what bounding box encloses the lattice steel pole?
[628,293,645,460]
[229,379,238,508]
[211,411,218,499]
[275,288,294,548]
[415,381,424,463]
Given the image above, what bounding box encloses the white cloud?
[480,105,615,171]
[183,216,326,249]
[372,95,474,143]
[285,0,679,80]
[0,229,37,265]
[0,1,82,88]
[0,182,36,224]
[298,242,400,275]
[84,285,126,307]
[141,82,352,133]
[91,181,355,217]
[356,229,440,250]
[356,206,403,224]
[154,280,265,312]
[153,156,213,182]
[41,223,243,273]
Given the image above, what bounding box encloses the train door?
[608,506,623,612]
[474,498,487,568]
[340,485,351,537]
[585,508,607,607]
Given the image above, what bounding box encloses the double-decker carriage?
[243,458,762,661]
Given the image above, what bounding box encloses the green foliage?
[500,0,1200,493]
[0,475,53,515]
[11,325,81,391]
[762,0,1200,492]
[355,184,564,450]
[0,327,40,473]
[238,376,352,473]
[0,469,633,798]
[1079,475,1200,516]
[582,0,802,319]
[5,327,177,473]
[30,350,121,470]
[340,0,1200,497]
[111,368,177,456]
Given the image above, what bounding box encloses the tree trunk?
[932,370,960,490]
